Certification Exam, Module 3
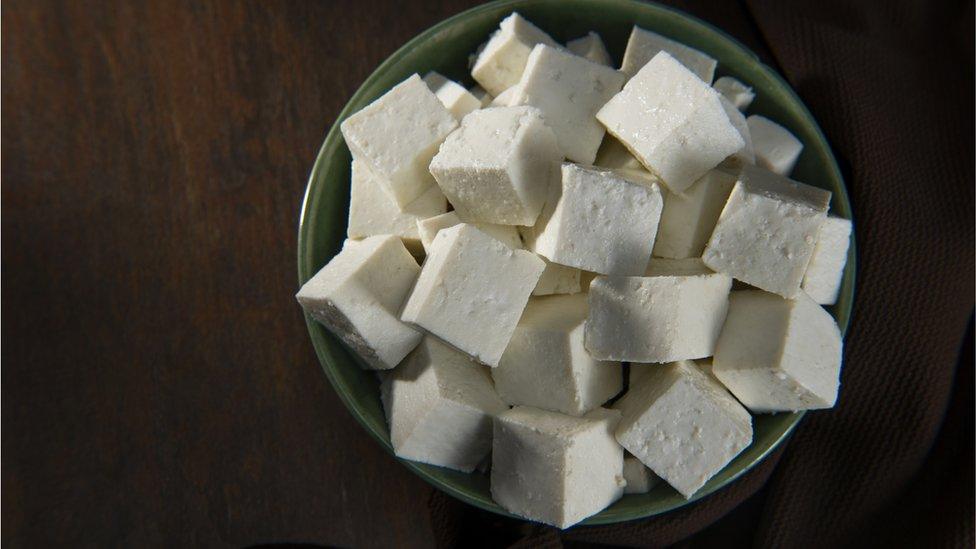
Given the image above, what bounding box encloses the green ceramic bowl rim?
[297,0,856,525]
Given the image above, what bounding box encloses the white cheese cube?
[340,74,458,208]
[585,259,732,362]
[713,290,843,412]
[491,406,625,528]
[566,31,612,66]
[415,211,522,252]
[490,86,518,106]
[597,52,744,193]
[471,12,560,96]
[652,169,736,259]
[595,134,645,172]
[801,217,853,305]
[381,336,507,472]
[296,236,422,369]
[525,163,663,275]
[430,106,561,226]
[720,96,755,166]
[469,85,493,107]
[400,223,545,366]
[702,165,830,298]
[422,71,482,121]
[494,294,622,416]
[614,360,752,498]
[620,26,716,83]
[510,45,625,164]
[347,160,448,255]
[623,455,660,494]
[747,115,804,176]
[533,259,582,296]
[713,76,755,111]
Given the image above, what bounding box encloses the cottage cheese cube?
[340,74,457,207]
[509,45,625,164]
[296,236,422,369]
[720,96,755,166]
[747,115,804,176]
[347,160,448,255]
[533,259,581,296]
[614,360,752,498]
[525,163,663,275]
[471,13,560,95]
[491,406,625,528]
[490,86,518,106]
[702,165,830,298]
[623,455,660,494]
[381,337,507,472]
[620,26,716,83]
[423,71,482,121]
[566,31,612,66]
[595,134,645,172]
[597,52,744,193]
[494,294,622,416]
[400,224,545,366]
[652,169,736,259]
[585,259,732,362]
[415,211,522,252]
[429,106,561,226]
[713,290,843,412]
[801,217,853,305]
[713,76,755,111]
[469,85,493,107]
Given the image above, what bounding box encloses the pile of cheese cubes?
[297,13,852,529]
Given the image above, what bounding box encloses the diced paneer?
[494,294,622,416]
[400,224,545,366]
[720,96,755,166]
[801,217,853,305]
[296,236,422,369]
[566,31,612,66]
[653,169,736,259]
[490,86,518,106]
[702,165,830,298]
[597,52,744,193]
[422,71,482,120]
[429,106,561,226]
[524,163,663,275]
[585,259,732,362]
[713,76,755,110]
[415,211,522,252]
[623,455,660,494]
[533,259,582,296]
[347,160,448,255]
[595,134,646,173]
[340,74,457,207]
[620,26,717,83]
[747,115,803,176]
[471,13,560,95]
[492,406,625,528]
[713,290,843,412]
[469,85,493,107]
[381,337,508,472]
[511,45,625,163]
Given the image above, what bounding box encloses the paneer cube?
[652,169,736,259]
[511,44,626,164]
[614,360,752,498]
[524,163,663,275]
[423,71,482,120]
[597,52,744,193]
[340,74,457,207]
[492,406,625,528]
[585,259,732,362]
[801,216,853,305]
[713,290,843,411]
[747,115,804,176]
[296,236,422,369]
[469,85,493,107]
[623,455,660,494]
[566,31,612,66]
[620,26,717,83]
[471,13,560,96]
[429,106,561,226]
[713,76,755,111]
[702,165,831,298]
[494,294,622,416]
[533,259,582,296]
[720,96,755,166]
[415,211,522,252]
[381,337,508,472]
[490,86,518,106]
[400,223,545,366]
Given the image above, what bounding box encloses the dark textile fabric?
[430,0,975,546]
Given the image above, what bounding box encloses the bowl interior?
[297,0,855,525]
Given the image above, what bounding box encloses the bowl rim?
[298,0,856,526]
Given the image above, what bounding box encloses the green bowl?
[297,0,855,526]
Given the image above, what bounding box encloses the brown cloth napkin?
[429,0,975,546]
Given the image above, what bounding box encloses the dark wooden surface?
[1,1,775,546]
